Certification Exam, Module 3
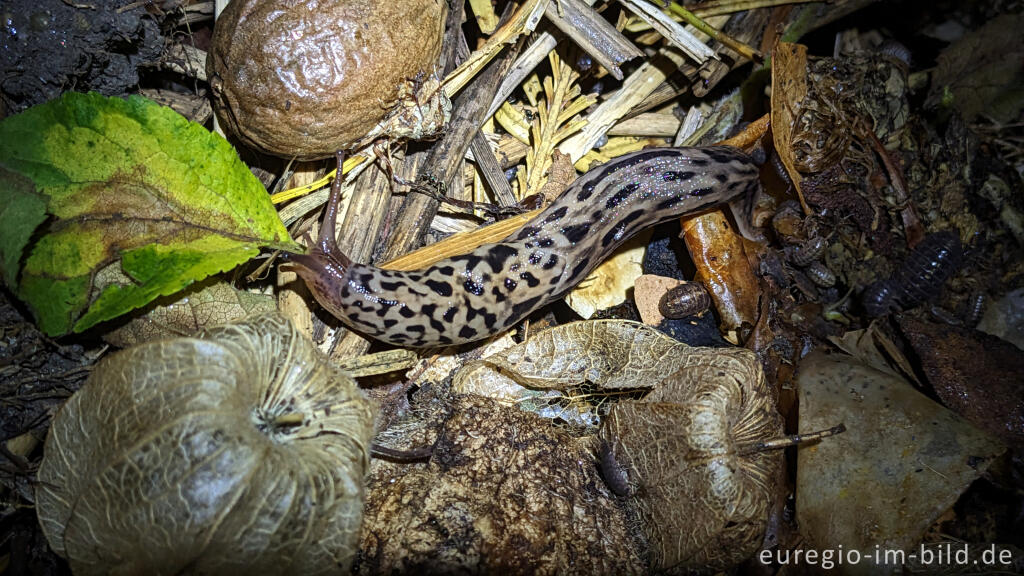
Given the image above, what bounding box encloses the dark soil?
[1,0,163,113]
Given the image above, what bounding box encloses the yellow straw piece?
[270,155,367,205]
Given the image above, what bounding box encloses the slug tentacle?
[286,146,761,347]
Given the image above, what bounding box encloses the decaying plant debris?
[2,0,1024,574]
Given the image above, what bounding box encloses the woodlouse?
[788,236,829,267]
[862,231,963,317]
[805,261,836,288]
[964,292,987,327]
[659,282,712,319]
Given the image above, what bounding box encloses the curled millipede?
[805,261,836,288]
[862,231,963,317]
[658,282,712,319]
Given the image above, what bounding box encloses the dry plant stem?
[692,11,769,98]
[619,75,692,121]
[865,130,925,248]
[618,0,717,63]
[468,0,500,34]
[608,112,682,136]
[690,0,816,17]
[335,349,419,378]
[379,31,522,262]
[562,47,690,162]
[736,423,847,455]
[380,209,543,271]
[470,132,518,207]
[486,34,560,119]
[442,0,546,98]
[544,0,643,81]
[668,3,763,63]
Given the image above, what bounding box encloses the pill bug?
[964,291,987,327]
[658,282,712,319]
[805,261,836,288]
[598,439,634,497]
[788,236,829,267]
[877,39,912,66]
[862,231,963,317]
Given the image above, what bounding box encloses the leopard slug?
[285,146,761,347]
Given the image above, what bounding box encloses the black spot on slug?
[562,222,592,244]
[543,254,559,270]
[425,279,453,297]
[464,279,484,296]
[577,182,597,202]
[399,306,416,318]
[442,307,457,322]
[509,295,545,327]
[519,272,540,288]
[656,195,686,210]
[605,182,641,209]
[663,170,696,181]
[704,146,741,164]
[492,286,507,303]
[541,206,569,224]
[516,226,541,240]
[458,326,478,340]
[569,259,590,283]
[690,187,715,197]
[504,278,518,292]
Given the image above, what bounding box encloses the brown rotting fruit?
[208,0,448,159]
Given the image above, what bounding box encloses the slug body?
[287,146,760,347]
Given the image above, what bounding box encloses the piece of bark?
[378,14,521,261]
[544,0,642,81]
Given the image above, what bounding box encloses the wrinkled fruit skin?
[35,314,376,576]
[208,0,446,159]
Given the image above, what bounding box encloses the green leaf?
[0,92,302,336]
[0,166,48,287]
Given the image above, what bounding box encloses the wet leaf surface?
[796,346,1006,573]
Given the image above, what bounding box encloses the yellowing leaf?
[0,92,301,335]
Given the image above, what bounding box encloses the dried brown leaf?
[771,41,810,213]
